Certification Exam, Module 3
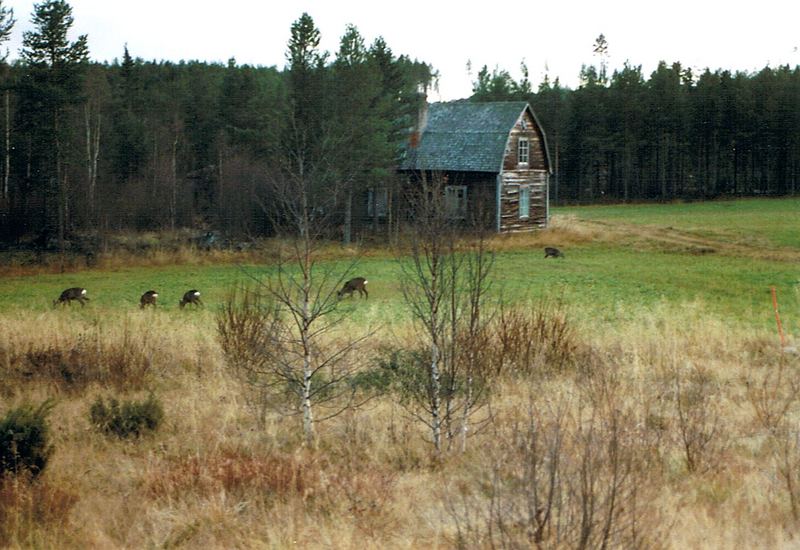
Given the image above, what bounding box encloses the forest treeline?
[0,3,434,244]
[473,38,800,203]
[0,3,798,244]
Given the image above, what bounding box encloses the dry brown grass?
[0,474,80,548]
[0,220,603,278]
[1,295,799,548]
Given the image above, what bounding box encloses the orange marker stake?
[771,286,787,348]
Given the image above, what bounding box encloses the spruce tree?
[19,0,88,255]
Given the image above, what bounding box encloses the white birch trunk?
[302,348,314,445]
[3,90,9,199]
[461,374,473,453]
[170,130,178,230]
[85,104,92,209]
[343,188,352,245]
[92,114,101,208]
[301,214,315,446]
[84,105,101,216]
[431,340,441,452]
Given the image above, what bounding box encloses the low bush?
[89,394,164,438]
[0,400,54,478]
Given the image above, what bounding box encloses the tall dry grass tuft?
[0,474,79,547]
[6,327,154,392]
[145,449,322,504]
[0,314,218,396]
[490,298,583,377]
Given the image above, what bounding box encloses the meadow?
[0,197,799,548]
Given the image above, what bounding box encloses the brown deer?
[337,277,368,299]
[544,247,565,259]
[140,290,159,309]
[179,289,203,309]
[53,287,89,307]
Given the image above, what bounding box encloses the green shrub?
[0,400,54,478]
[90,394,164,438]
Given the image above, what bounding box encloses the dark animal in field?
[53,287,89,307]
[140,290,159,309]
[179,289,203,309]
[544,247,565,259]
[337,277,368,299]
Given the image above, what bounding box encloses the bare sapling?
[669,361,724,473]
[398,172,495,453]
[399,173,452,453]
[446,389,661,549]
[53,287,89,307]
[223,122,372,446]
[337,277,368,299]
[455,223,495,452]
[140,290,158,309]
[179,290,203,309]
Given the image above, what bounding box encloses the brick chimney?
[410,93,428,149]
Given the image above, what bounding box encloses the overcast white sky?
[4,0,800,100]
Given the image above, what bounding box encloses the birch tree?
[399,173,495,452]
[219,135,369,445]
[0,1,14,202]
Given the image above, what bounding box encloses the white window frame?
[445,185,467,219]
[519,185,531,219]
[518,137,530,166]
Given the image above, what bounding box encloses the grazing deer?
[53,287,89,307]
[544,247,565,259]
[140,290,159,309]
[337,277,368,299]
[179,289,203,309]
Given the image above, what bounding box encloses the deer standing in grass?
[53,287,89,307]
[337,277,368,299]
[179,289,203,308]
[140,290,158,309]
[544,247,565,259]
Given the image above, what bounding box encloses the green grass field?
[560,196,800,249]
[1,197,797,332]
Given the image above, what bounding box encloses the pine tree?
[19,0,88,258]
[330,24,391,243]
[285,12,326,160]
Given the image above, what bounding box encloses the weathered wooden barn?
[391,101,553,233]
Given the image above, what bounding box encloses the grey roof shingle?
[399,101,529,173]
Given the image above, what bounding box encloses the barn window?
[367,187,388,218]
[519,186,530,219]
[518,138,529,165]
[445,185,467,219]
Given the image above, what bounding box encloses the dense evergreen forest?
[474,35,800,204]
[0,2,435,244]
[0,3,797,245]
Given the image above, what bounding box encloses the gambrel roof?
[399,101,551,173]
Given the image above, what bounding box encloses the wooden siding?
[503,110,547,172]
[499,170,548,232]
[498,110,549,232]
